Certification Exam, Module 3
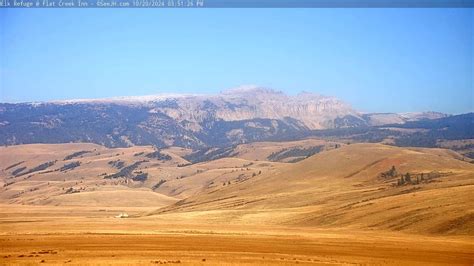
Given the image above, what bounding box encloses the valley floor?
[0,205,472,265]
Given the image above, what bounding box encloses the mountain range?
[0,86,463,149]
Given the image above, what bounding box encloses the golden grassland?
[0,142,473,265]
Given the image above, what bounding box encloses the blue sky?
[0,8,472,113]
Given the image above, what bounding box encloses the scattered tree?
[381,166,398,178]
[405,173,412,183]
[398,175,405,186]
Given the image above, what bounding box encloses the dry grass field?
[0,142,473,265]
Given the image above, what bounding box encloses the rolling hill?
[152,143,474,235]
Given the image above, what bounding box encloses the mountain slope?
[0,91,313,148]
[1,86,451,149]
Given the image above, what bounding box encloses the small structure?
[115,212,129,218]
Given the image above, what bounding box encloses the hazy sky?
[0,8,472,113]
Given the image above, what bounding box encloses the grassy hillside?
[0,143,281,206]
[153,144,474,235]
